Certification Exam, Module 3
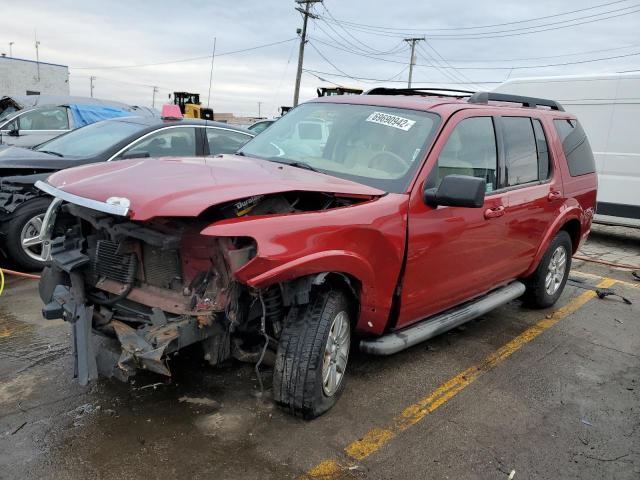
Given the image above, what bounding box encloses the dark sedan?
[0,116,254,269]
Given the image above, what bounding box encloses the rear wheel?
[522,230,572,308]
[3,198,51,271]
[273,289,351,419]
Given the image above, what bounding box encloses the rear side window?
[18,107,69,131]
[206,128,253,155]
[553,119,595,176]
[502,117,538,186]
[532,119,550,181]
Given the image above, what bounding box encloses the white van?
[494,73,640,228]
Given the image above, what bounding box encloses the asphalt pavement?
[0,225,638,480]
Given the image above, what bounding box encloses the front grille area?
[143,243,182,289]
[92,240,137,284]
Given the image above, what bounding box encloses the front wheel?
[273,289,352,419]
[522,230,572,309]
[3,198,51,271]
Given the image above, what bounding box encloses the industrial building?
[0,55,69,96]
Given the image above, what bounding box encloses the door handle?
[484,206,505,219]
[548,190,562,201]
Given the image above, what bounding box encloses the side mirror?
[8,129,19,137]
[424,174,486,208]
[120,151,150,160]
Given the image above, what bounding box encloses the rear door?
[497,115,560,276]
[398,111,513,328]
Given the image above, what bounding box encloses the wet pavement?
[0,225,638,480]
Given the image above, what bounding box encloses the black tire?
[273,289,352,419]
[3,198,51,271]
[522,230,572,309]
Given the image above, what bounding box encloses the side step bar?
[360,281,526,355]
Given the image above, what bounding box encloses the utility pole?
[293,0,322,107]
[90,76,96,97]
[34,34,41,81]
[404,37,424,88]
[152,86,158,108]
[9,42,14,57]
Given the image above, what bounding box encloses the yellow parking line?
[570,270,639,290]
[301,277,617,479]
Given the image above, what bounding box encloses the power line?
[318,0,632,32]
[314,21,407,58]
[307,40,353,78]
[311,32,640,64]
[307,36,640,70]
[320,3,406,56]
[416,43,473,86]
[319,4,640,39]
[71,38,297,70]
[439,43,640,63]
[303,67,501,84]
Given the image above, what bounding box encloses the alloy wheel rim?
[322,310,350,397]
[20,213,46,262]
[545,246,567,296]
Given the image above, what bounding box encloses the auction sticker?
[366,111,416,131]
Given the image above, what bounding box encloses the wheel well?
[559,219,581,254]
[279,272,361,321]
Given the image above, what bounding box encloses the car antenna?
[203,37,217,156]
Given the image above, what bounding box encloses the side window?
[437,116,498,192]
[206,129,252,155]
[553,119,595,176]
[532,119,550,180]
[121,127,196,158]
[502,117,538,186]
[18,107,69,130]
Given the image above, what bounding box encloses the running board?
[360,281,526,355]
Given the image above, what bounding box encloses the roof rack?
[364,87,476,98]
[468,91,564,111]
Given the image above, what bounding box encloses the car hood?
[0,146,83,172]
[45,155,385,220]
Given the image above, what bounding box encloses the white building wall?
[0,57,69,96]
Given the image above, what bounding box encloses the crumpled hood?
[0,145,85,172]
[45,155,384,220]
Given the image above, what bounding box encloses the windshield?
[238,102,439,192]
[35,119,146,157]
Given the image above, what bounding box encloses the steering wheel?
[368,151,409,173]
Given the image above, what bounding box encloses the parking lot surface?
[0,225,638,480]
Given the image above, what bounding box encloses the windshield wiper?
[266,158,319,172]
[38,150,64,158]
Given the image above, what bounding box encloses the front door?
[397,113,513,328]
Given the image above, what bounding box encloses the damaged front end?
[39,198,256,385]
[37,182,365,386]
[0,173,48,217]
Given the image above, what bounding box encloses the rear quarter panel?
[524,114,597,275]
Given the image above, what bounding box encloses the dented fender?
[200,193,410,335]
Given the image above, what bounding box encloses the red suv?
[37,89,597,418]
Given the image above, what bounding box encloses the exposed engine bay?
[40,190,366,384]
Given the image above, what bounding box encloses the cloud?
[2,0,639,116]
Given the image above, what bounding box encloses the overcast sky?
[2,0,639,116]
